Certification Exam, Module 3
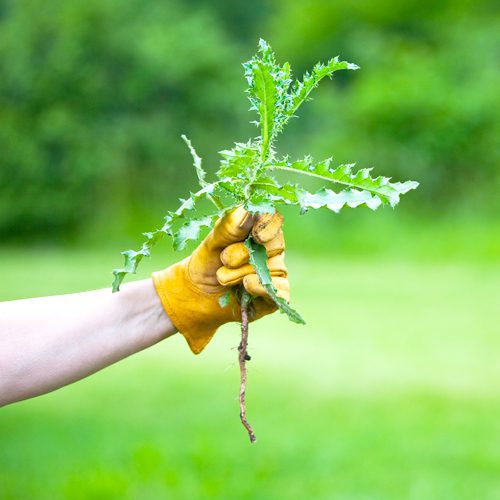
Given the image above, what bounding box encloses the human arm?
[0,278,175,407]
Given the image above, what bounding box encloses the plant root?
[238,291,256,443]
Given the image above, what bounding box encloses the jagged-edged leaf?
[244,192,276,215]
[275,61,293,117]
[243,39,294,159]
[296,187,382,214]
[111,249,149,292]
[112,181,227,292]
[270,157,419,207]
[278,57,359,131]
[244,237,305,325]
[251,179,390,214]
[217,142,258,179]
[248,52,277,157]
[251,176,299,205]
[182,135,224,209]
[173,215,215,251]
[181,134,206,188]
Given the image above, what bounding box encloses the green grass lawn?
[1,246,499,499]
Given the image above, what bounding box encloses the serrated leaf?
[217,142,258,180]
[112,181,227,292]
[111,249,149,292]
[181,134,206,188]
[251,177,299,205]
[270,158,419,208]
[296,187,382,214]
[173,215,215,251]
[250,61,276,158]
[244,195,276,215]
[182,135,224,210]
[277,57,358,132]
[244,237,305,325]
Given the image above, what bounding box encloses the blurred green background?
[1,0,499,498]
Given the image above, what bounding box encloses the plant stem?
[238,289,256,443]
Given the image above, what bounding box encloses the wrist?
[145,278,177,342]
[118,278,177,347]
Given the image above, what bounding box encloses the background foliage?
[0,0,498,240]
[1,1,499,498]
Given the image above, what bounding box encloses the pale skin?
[0,279,176,407]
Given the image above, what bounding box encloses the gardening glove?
[152,207,290,354]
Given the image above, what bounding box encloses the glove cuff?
[152,262,232,354]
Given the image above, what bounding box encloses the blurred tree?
[0,0,498,240]
[0,0,247,238]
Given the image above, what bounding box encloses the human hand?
[152,207,289,354]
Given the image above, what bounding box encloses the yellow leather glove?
[152,207,289,354]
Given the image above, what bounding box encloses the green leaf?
[182,134,224,210]
[217,142,258,179]
[181,134,206,188]
[111,249,148,292]
[251,177,299,205]
[244,237,305,325]
[269,157,419,208]
[279,57,359,131]
[218,290,232,308]
[244,193,276,215]
[296,186,382,214]
[250,61,276,159]
[173,215,215,251]
[112,181,226,292]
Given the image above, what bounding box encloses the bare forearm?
[0,279,176,406]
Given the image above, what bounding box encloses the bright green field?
[1,247,500,499]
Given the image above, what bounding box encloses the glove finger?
[220,242,249,269]
[220,230,285,268]
[216,254,288,286]
[266,253,288,276]
[203,206,254,253]
[189,207,254,282]
[216,265,287,287]
[265,228,285,257]
[252,211,283,244]
[243,274,290,302]
[216,263,253,286]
